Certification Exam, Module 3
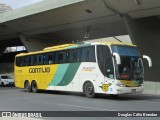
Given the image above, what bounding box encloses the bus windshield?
[112,45,144,80]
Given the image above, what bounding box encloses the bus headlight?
[116,83,126,87]
[140,83,144,86]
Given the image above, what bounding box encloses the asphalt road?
[0,87,160,120]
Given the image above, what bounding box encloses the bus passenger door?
[97,45,114,93]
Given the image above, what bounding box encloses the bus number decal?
[102,84,110,92]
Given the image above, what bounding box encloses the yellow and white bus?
[14,42,152,97]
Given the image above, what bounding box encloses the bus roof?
[16,41,136,57]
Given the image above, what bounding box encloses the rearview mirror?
[143,55,152,67]
[113,52,121,65]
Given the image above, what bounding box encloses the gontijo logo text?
[29,67,50,73]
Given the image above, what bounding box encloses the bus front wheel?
[24,81,32,92]
[31,81,38,93]
[1,82,4,87]
[83,82,95,98]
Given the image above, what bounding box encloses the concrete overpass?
[0,0,160,94]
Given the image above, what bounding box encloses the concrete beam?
[19,35,50,52]
[1,0,84,23]
[19,35,66,52]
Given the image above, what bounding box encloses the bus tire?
[24,81,32,92]
[31,81,38,93]
[83,82,95,98]
[1,82,4,87]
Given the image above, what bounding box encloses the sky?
[0,0,43,9]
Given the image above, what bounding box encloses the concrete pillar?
[123,15,160,83]
[19,35,50,52]
[0,48,5,57]
[0,63,13,74]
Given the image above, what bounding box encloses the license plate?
[132,89,136,93]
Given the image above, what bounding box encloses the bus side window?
[69,49,76,63]
[55,52,58,64]
[23,57,27,66]
[58,52,64,63]
[52,52,56,64]
[30,56,34,66]
[43,54,48,64]
[98,45,114,78]
[66,50,70,63]
[76,48,81,62]
[88,46,95,62]
[81,47,88,62]
[38,55,43,65]
[58,51,67,64]
[103,46,114,77]
[16,57,22,66]
[33,55,37,65]
[27,56,32,66]
[97,46,104,74]
[63,51,67,63]
[48,54,53,64]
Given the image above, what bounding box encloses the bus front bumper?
[113,86,144,95]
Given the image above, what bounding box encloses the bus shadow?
[21,89,160,101]
[0,86,15,90]
[22,89,85,97]
[95,94,160,101]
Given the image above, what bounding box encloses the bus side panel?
[77,63,104,93]
[66,74,80,92]
[15,64,59,90]
[47,63,81,91]
[15,75,23,88]
[14,68,23,88]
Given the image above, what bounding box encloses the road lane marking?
[133,100,160,104]
[58,103,118,111]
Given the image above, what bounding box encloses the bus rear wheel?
[83,82,95,98]
[31,81,38,93]
[24,81,32,92]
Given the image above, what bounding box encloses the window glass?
[33,55,37,65]
[23,57,27,66]
[88,47,95,62]
[98,46,103,63]
[97,45,114,78]
[27,56,32,66]
[58,53,64,62]
[15,46,97,66]
[56,51,67,63]
[16,57,22,66]
[55,52,59,63]
[76,48,81,62]
[48,53,53,64]
[43,54,48,64]
[37,55,43,65]
[63,52,67,62]
[69,49,76,63]
[1,76,12,79]
[112,45,139,56]
[52,52,56,63]
[81,47,88,62]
